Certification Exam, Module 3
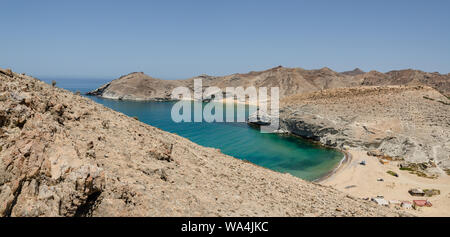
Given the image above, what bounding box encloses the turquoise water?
[44,78,343,181]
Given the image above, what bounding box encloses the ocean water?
[43,78,343,181]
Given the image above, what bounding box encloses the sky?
[1,0,449,79]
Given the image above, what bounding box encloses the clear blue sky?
[1,0,449,79]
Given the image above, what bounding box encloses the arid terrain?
[0,68,405,217]
[87,66,450,101]
[322,149,450,217]
[84,66,450,216]
[280,86,450,172]
[280,86,450,216]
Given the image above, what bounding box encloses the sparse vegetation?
[399,166,413,172]
[399,163,438,179]
[132,116,139,121]
[51,80,57,87]
[387,170,399,177]
[423,189,440,197]
[411,170,437,179]
[445,169,450,176]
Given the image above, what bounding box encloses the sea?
[42,78,343,181]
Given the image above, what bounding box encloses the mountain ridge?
[87,66,450,101]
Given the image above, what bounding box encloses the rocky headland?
[0,68,405,217]
[279,85,450,216]
[279,85,450,174]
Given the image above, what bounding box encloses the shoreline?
[86,94,346,182]
[85,93,450,216]
[86,94,262,106]
[321,149,450,217]
[314,150,352,183]
[278,131,350,183]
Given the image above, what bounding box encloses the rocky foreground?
[87,66,450,101]
[280,86,450,175]
[0,69,405,217]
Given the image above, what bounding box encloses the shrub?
[387,170,398,177]
[423,189,440,197]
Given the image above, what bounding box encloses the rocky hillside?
[360,69,450,97]
[87,66,450,101]
[0,69,404,217]
[87,72,184,101]
[280,86,450,175]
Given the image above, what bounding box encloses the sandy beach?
[320,149,450,217]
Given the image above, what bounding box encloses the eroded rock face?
[0,68,405,217]
[280,86,450,174]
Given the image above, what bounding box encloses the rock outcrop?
[280,86,450,174]
[87,66,450,101]
[0,69,405,217]
[86,72,182,101]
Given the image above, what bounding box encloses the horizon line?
[15,65,450,81]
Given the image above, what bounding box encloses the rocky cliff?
[87,66,450,101]
[280,86,450,175]
[0,69,404,217]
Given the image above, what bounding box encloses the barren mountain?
[87,72,185,101]
[0,69,404,217]
[280,86,450,174]
[340,68,365,76]
[88,66,450,100]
